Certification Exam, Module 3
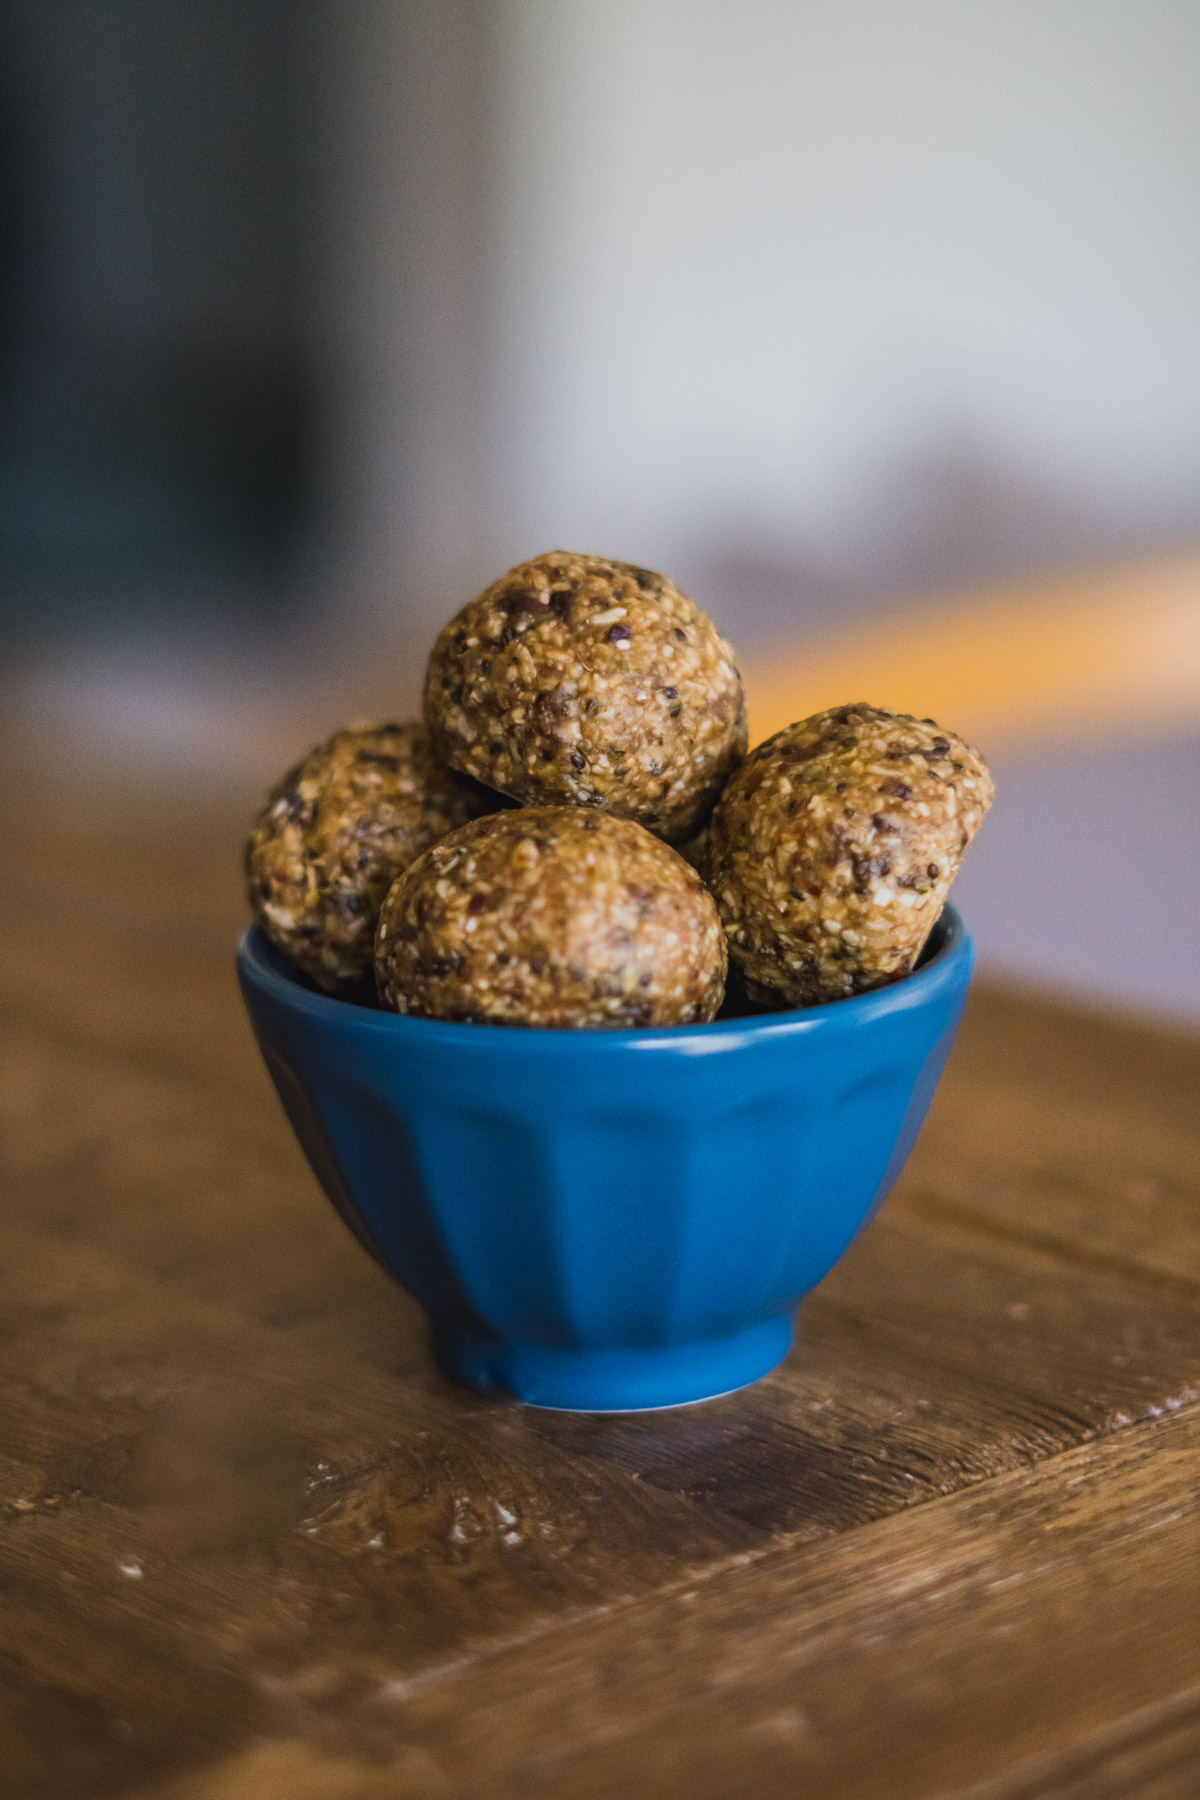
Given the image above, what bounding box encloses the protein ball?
[246,722,498,996]
[706,703,994,1008]
[375,807,727,1028]
[423,550,747,843]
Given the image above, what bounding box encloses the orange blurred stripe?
[741,555,1200,753]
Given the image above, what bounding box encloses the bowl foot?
[432,1315,794,1411]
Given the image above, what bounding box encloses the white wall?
[315,1,1200,644]
[477,0,1200,612]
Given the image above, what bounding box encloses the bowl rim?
[237,905,970,1055]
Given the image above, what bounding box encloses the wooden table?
[3,763,1200,1800]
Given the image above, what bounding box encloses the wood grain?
[148,1405,1200,1800]
[3,758,1200,1798]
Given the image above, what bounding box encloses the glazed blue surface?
[237,908,972,1410]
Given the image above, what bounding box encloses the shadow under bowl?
[236,909,972,1411]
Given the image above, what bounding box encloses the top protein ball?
[246,721,497,996]
[706,703,993,1009]
[423,551,747,843]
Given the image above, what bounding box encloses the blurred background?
[2,0,1198,1020]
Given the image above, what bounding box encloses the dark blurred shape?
[0,0,317,640]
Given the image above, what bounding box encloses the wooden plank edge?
[121,1403,1200,1800]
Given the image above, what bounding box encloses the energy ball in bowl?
[247,722,498,997]
[707,703,993,1008]
[375,807,727,1028]
[424,551,747,843]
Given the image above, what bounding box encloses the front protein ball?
[246,722,498,996]
[375,807,727,1028]
[423,551,747,843]
[707,704,994,1008]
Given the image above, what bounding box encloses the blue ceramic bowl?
[237,909,971,1411]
